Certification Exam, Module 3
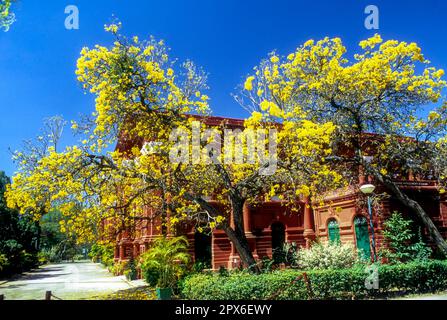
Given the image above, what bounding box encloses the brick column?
[133,242,139,258]
[120,229,131,261]
[359,164,366,185]
[303,197,315,248]
[408,169,415,181]
[243,203,252,233]
[114,245,120,261]
[119,244,125,260]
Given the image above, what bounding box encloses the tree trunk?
[35,221,41,252]
[189,193,260,273]
[221,224,259,273]
[222,198,260,273]
[373,171,447,256]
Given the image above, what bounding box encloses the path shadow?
[13,272,71,282]
[1,266,68,284]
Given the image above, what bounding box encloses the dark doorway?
[194,231,212,267]
[271,222,286,263]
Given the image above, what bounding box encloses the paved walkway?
[398,292,447,300]
[0,261,138,300]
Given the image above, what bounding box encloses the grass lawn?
[87,286,156,300]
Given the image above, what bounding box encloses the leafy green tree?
[40,211,66,249]
[0,171,39,275]
[89,242,114,266]
[381,211,432,263]
[39,210,85,262]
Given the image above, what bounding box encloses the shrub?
[0,249,38,275]
[89,243,114,267]
[376,260,447,293]
[38,246,62,263]
[297,242,361,270]
[19,250,38,270]
[89,243,102,262]
[37,251,49,265]
[0,253,9,272]
[73,254,85,261]
[124,258,138,280]
[100,243,115,267]
[143,265,160,286]
[139,236,190,288]
[218,266,230,277]
[110,260,128,276]
[181,260,447,300]
[258,257,275,273]
[191,261,210,273]
[272,242,299,267]
[381,211,432,263]
[181,269,363,300]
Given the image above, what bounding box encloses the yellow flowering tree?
[7,23,210,242]
[236,34,447,255]
[6,25,343,271]
[0,0,15,31]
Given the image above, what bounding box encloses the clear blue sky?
[1,0,447,176]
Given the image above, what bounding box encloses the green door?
[328,219,340,244]
[354,216,371,260]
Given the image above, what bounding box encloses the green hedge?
[181,260,447,300]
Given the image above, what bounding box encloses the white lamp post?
[359,184,378,262]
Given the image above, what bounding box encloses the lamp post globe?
[360,184,375,194]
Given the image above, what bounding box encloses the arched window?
[271,222,285,263]
[354,216,371,260]
[328,219,341,244]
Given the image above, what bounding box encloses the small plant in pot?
[139,236,190,300]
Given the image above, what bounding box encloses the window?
[328,219,341,244]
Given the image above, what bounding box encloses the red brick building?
[112,116,447,269]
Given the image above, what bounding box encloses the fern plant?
[139,236,190,288]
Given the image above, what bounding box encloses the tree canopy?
[7,27,447,269]
[5,24,342,270]
[236,34,447,254]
